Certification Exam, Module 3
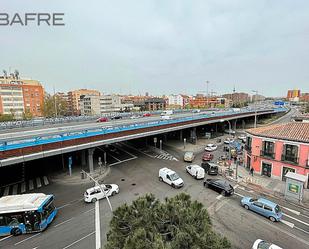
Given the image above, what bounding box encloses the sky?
[0,0,309,97]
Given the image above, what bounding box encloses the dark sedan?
[203,179,234,196]
[111,115,122,120]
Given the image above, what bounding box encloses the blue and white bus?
[0,193,57,236]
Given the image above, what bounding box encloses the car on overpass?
[111,115,122,120]
[96,117,109,122]
[143,113,152,117]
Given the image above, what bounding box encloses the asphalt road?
[1,142,309,249]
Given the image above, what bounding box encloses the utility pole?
[81,170,113,249]
[206,81,209,108]
[252,90,258,128]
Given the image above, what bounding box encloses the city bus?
[0,193,57,236]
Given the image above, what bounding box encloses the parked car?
[238,134,246,143]
[159,168,184,188]
[96,117,108,122]
[84,184,119,203]
[185,165,205,179]
[111,115,122,120]
[203,179,234,196]
[201,162,219,175]
[224,129,236,135]
[184,151,195,162]
[252,239,283,249]
[130,115,140,119]
[205,144,217,151]
[224,138,234,144]
[241,197,282,222]
[143,113,151,117]
[202,152,213,161]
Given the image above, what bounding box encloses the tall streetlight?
[206,81,209,108]
[82,170,113,249]
[252,90,258,128]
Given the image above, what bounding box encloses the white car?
[224,138,234,144]
[224,129,236,135]
[185,165,205,179]
[130,115,140,119]
[84,184,119,203]
[205,144,217,151]
[161,115,171,120]
[159,168,184,188]
[252,239,282,249]
[238,134,246,142]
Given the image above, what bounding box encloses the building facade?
[67,89,100,115]
[167,94,184,108]
[144,98,166,111]
[80,95,101,116]
[0,75,44,118]
[244,123,309,187]
[222,92,250,106]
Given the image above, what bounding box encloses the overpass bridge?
[0,107,287,171]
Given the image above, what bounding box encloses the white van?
[161,115,171,120]
[159,168,184,188]
[84,184,119,203]
[160,110,173,116]
[185,165,205,179]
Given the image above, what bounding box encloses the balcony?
[260,150,275,159]
[281,154,299,165]
[245,145,252,153]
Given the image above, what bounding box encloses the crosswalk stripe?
[36,177,42,188]
[12,184,18,195]
[43,176,49,185]
[3,186,10,196]
[21,182,26,193]
[29,179,34,190]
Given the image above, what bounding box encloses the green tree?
[42,93,68,117]
[0,114,15,122]
[22,108,33,120]
[105,193,231,249]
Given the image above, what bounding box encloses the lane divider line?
[54,217,74,228]
[282,206,300,216]
[14,233,41,246]
[0,235,12,242]
[283,213,309,227]
[62,231,95,249]
[281,219,294,228]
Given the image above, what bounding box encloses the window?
[253,202,263,208]
[264,205,273,211]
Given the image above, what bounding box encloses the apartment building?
[0,75,44,118]
[67,89,100,115]
[244,123,309,187]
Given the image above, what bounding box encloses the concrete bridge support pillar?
[190,127,197,144]
[179,130,183,141]
[242,120,246,129]
[81,150,86,169]
[233,120,237,130]
[88,148,95,173]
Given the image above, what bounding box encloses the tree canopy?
[105,193,231,249]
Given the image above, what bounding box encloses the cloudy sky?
[1,0,309,96]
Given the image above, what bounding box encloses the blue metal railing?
[0,108,286,152]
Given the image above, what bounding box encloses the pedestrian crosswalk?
[0,176,50,197]
[154,152,178,161]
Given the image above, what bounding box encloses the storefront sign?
[288,183,299,194]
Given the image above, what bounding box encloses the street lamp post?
[252,90,258,128]
[220,119,232,170]
[81,170,113,249]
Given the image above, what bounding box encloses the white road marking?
[283,213,309,227]
[121,143,155,158]
[29,179,34,190]
[216,195,223,200]
[62,231,95,249]
[3,186,10,196]
[109,156,137,166]
[300,213,309,219]
[54,217,74,227]
[282,206,300,216]
[21,182,26,193]
[234,192,244,198]
[82,208,94,214]
[294,226,309,235]
[36,177,42,188]
[14,233,41,246]
[43,176,49,185]
[234,184,239,189]
[58,198,83,209]
[12,184,18,195]
[0,235,12,242]
[108,153,121,162]
[281,219,295,228]
[117,147,136,158]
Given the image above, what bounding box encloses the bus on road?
[0,193,57,236]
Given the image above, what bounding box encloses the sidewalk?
[236,165,309,207]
